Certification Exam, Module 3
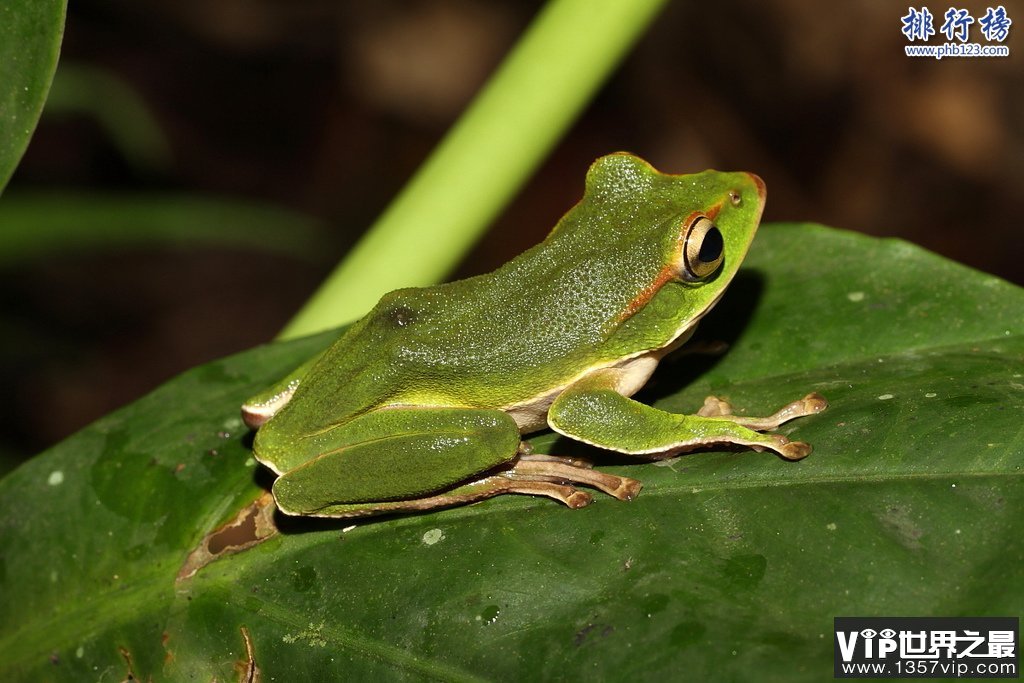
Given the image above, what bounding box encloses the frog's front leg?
[547,369,826,461]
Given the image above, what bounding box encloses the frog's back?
[345,156,693,407]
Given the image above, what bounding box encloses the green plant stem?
[278,0,669,340]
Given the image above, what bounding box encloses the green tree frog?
[242,153,826,518]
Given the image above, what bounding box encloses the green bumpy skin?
[242,153,827,518]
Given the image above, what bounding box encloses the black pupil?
[698,226,724,263]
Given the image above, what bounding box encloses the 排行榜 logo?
[901,6,1012,59]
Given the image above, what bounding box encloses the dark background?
[2,0,1022,462]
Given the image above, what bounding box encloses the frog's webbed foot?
[457,475,598,509]
[697,392,828,428]
[507,453,642,502]
[359,456,641,515]
[437,453,642,510]
[693,392,828,460]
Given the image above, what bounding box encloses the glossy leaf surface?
[0,0,65,192]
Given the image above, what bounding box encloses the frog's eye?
[682,215,724,280]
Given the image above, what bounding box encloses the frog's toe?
[775,436,812,460]
[697,396,734,417]
[502,480,593,508]
[570,466,641,501]
[800,392,829,414]
[565,489,595,509]
[611,476,643,502]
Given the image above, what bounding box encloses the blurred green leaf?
[45,64,172,171]
[0,193,330,266]
[0,0,66,193]
[0,224,1021,680]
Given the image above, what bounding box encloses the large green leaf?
[1,224,1021,680]
[0,0,66,193]
[0,193,329,267]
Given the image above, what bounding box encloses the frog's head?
[571,153,767,345]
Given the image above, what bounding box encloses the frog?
[241,153,827,518]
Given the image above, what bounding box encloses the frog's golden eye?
[682,216,724,281]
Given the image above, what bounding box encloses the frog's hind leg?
[297,455,639,519]
[388,454,643,511]
[428,453,643,509]
[301,474,596,518]
[271,407,524,517]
